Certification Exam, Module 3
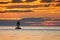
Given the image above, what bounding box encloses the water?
[0,27,60,40]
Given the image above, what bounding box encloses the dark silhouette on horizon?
[15,20,21,29]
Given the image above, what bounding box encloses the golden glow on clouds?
[0,0,11,2]
[0,0,60,20]
[0,18,22,20]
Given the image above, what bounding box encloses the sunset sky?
[0,0,60,20]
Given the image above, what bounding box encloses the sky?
[0,0,60,20]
